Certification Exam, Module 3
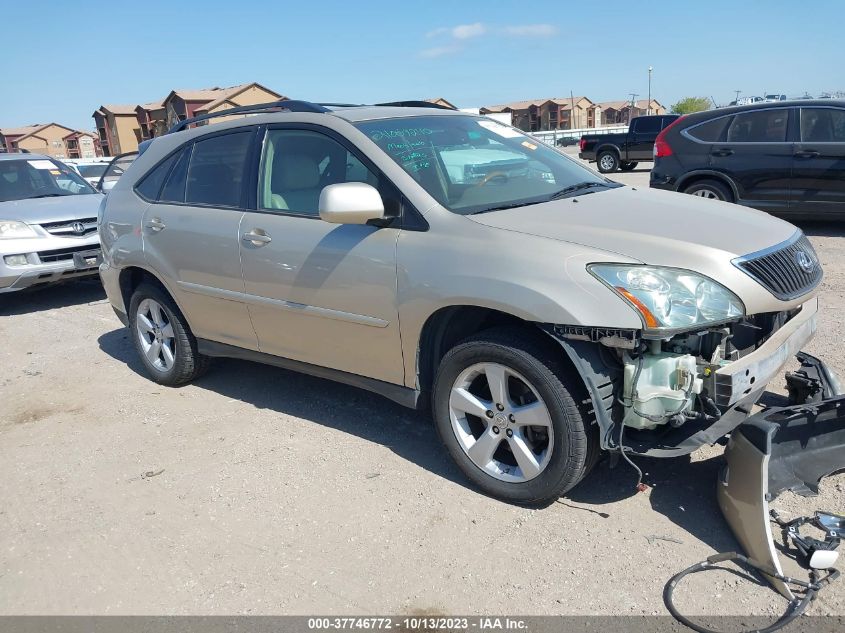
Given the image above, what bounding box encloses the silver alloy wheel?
[135,298,176,372]
[448,362,554,483]
[691,188,720,199]
[599,154,616,171]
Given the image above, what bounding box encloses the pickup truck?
[578,114,679,173]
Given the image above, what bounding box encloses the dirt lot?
[1,161,843,618]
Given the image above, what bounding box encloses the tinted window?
[726,109,788,142]
[0,158,94,202]
[185,131,252,207]
[258,129,380,216]
[136,152,177,200]
[633,117,661,134]
[160,147,191,203]
[687,117,730,142]
[800,108,845,142]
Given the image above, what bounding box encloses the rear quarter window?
[686,117,730,142]
[135,152,178,200]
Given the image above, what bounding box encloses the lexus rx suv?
[99,101,824,504]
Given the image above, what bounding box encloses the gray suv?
[99,100,823,504]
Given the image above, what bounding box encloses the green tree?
[671,97,712,115]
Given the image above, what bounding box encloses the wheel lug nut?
[508,414,515,422]
[506,429,513,437]
[486,410,494,418]
[492,426,500,434]
[496,403,505,411]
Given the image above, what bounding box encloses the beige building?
[93,105,141,156]
[0,123,101,158]
[481,97,596,132]
[598,99,666,125]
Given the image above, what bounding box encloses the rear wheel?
[432,328,596,505]
[129,283,210,386]
[597,151,619,173]
[620,161,638,171]
[683,179,733,202]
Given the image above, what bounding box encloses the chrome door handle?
[242,231,272,245]
[146,218,166,232]
[794,150,820,159]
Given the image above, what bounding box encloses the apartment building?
[597,99,666,125]
[480,97,597,132]
[0,123,101,158]
[92,104,141,156]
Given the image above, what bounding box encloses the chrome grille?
[734,234,822,300]
[39,217,98,237]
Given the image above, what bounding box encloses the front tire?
[683,179,733,202]
[597,151,619,173]
[432,328,596,505]
[128,283,210,386]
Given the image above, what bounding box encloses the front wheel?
[597,151,619,173]
[620,161,638,171]
[432,328,596,505]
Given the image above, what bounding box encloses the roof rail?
[167,100,329,134]
[375,100,455,110]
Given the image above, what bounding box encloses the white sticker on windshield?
[478,120,523,138]
[27,160,55,170]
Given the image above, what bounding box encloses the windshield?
[0,158,96,202]
[76,164,108,178]
[356,115,616,214]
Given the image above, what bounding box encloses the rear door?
[708,107,793,212]
[140,129,258,350]
[790,106,845,217]
[628,116,662,160]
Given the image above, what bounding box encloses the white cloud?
[419,45,461,59]
[427,23,486,40]
[502,24,558,37]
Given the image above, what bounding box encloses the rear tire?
[128,283,210,386]
[683,179,733,202]
[620,161,638,171]
[432,327,596,505]
[597,151,619,173]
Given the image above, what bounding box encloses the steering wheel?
[474,171,509,187]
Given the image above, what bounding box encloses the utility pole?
[628,92,639,124]
[647,67,653,115]
[570,90,576,130]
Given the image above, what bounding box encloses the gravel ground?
[1,160,843,618]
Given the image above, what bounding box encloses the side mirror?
[319,182,385,225]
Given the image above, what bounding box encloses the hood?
[468,186,797,264]
[0,193,104,224]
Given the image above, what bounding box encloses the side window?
[258,129,380,216]
[135,152,177,200]
[687,117,730,142]
[160,146,191,203]
[185,131,252,207]
[726,110,788,143]
[633,117,661,134]
[800,108,845,143]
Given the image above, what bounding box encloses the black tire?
[683,179,733,202]
[596,151,619,173]
[620,161,638,171]
[128,282,210,386]
[432,327,597,505]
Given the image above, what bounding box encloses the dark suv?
[650,100,845,219]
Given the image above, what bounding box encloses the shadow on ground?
[794,220,845,238]
[99,325,746,551]
[0,279,105,316]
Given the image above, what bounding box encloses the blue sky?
[1,0,841,131]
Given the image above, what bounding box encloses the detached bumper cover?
[718,394,845,598]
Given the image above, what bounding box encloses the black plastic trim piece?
[167,100,328,134]
[196,339,420,409]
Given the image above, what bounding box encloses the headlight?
[0,220,37,239]
[589,264,744,333]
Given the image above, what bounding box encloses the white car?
[64,158,112,188]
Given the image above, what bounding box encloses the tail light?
[653,116,685,158]
[579,137,586,151]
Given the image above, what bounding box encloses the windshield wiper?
[548,181,610,200]
[27,193,67,199]
[471,200,540,215]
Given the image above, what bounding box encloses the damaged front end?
[545,297,819,457]
[717,392,845,598]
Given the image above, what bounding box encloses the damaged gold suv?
[98,100,826,504]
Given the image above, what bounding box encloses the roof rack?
[375,100,455,110]
[167,100,329,133]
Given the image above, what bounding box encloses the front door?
[790,106,845,217]
[141,130,258,350]
[238,126,404,384]
[709,107,793,213]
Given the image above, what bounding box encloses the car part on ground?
[786,351,844,404]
